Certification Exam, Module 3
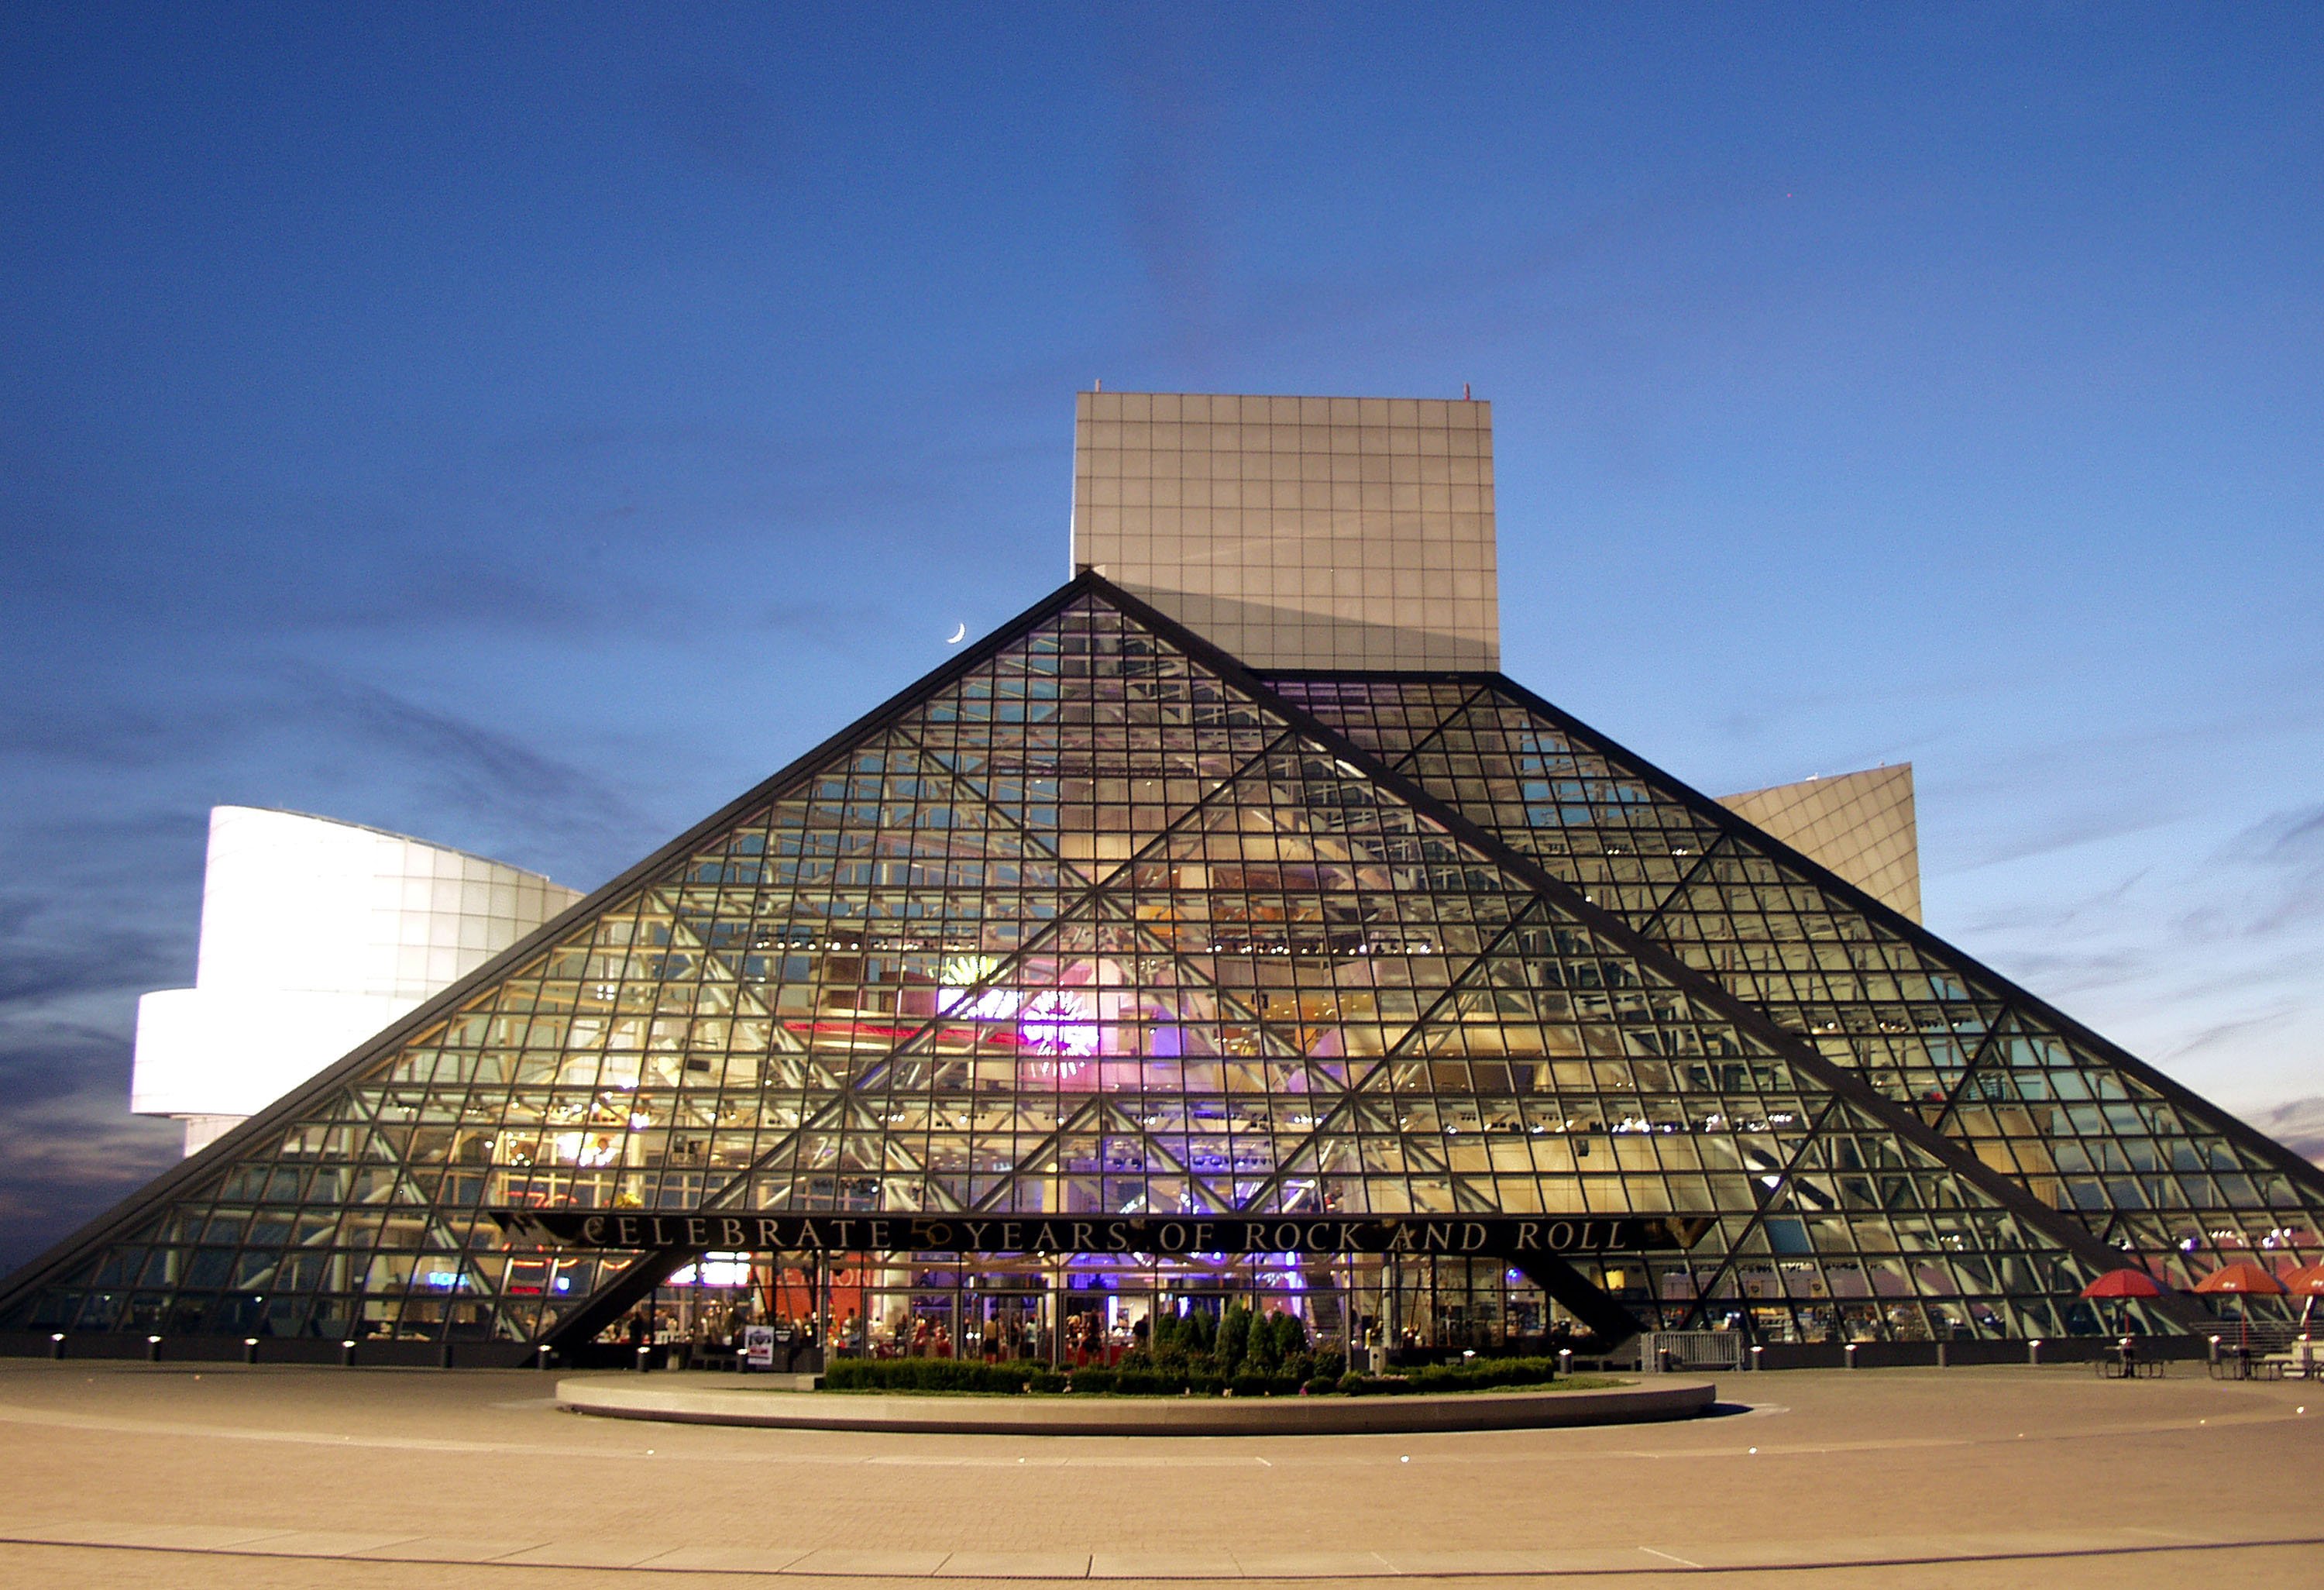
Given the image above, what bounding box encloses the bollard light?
[49,1331,65,1361]
[1750,1344,1763,1371]
[1844,1342,1858,1370]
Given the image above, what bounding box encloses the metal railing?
[2208,1321,2316,1355]
[1638,1330,1747,1371]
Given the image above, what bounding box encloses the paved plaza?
[0,1358,2315,1588]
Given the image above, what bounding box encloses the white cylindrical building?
[132,807,583,1155]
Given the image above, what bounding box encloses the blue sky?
[3,4,2320,1265]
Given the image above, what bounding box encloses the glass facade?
[2,577,2313,1353]
[1268,673,2324,1320]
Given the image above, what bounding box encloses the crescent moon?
[946,622,967,645]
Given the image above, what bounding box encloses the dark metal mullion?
[1673,1099,1842,1331]
[1225,902,1546,1215]
[1631,833,1726,941]
[843,1099,961,1215]
[0,583,1140,1334]
[967,1097,1107,1213]
[611,610,1225,1251]
[885,721,1079,873]
[1099,883,1274,1041]
[695,726,1307,1216]
[1479,671,2324,1214]
[1088,578,2221,1335]
[1096,1100,1236,1215]
[1377,682,1495,774]
[1926,1007,2015,1137]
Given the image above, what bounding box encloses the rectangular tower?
[1071,391,1498,670]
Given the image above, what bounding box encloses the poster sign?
[742,1324,775,1370]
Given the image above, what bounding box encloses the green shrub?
[1267,1309,1308,1365]
[1218,1304,1253,1374]
[1402,1355,1562,1392]
[1246,1316,1280,1373]
[823,1358,1031,1394]
[1068,1368,1116,1396]
[1185,1307,1216,1354]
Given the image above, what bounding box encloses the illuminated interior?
[4,581,2318,1359]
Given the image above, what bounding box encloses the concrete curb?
[555,1374,1716,1435]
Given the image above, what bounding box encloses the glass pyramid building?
[5,387,2319,1363]
[2,575,2318,1360]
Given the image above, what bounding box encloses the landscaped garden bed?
[820,1305,1614,1396]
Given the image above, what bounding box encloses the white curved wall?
[132,807,583,1155]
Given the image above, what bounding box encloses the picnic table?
[2209,1348,2284,1381]
[2095,1342,2163,1379]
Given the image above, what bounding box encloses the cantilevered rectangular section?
[1717,765,1921,923]
[1071,391,1497,670]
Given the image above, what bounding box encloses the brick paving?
[0,1359,2317,1586]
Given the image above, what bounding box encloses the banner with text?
[485,1210,1711,1258]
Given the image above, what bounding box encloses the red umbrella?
[2195,1262,2288,1296]
[2279,1263,2324,1342]
[2195,1262,2288,1355]
[2080,1268,2167,1299]
[2080,1268,2167,1338]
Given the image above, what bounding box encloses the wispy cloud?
[0,1023,180,1272]
[0,663,668,1254]
[282,670,644,855]
[2247,1098,2324,1166]
[1954,866,2152,938]
[2156,1004,2299,1065]
[2218,803,2324,936]
[0,919,182,1017]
